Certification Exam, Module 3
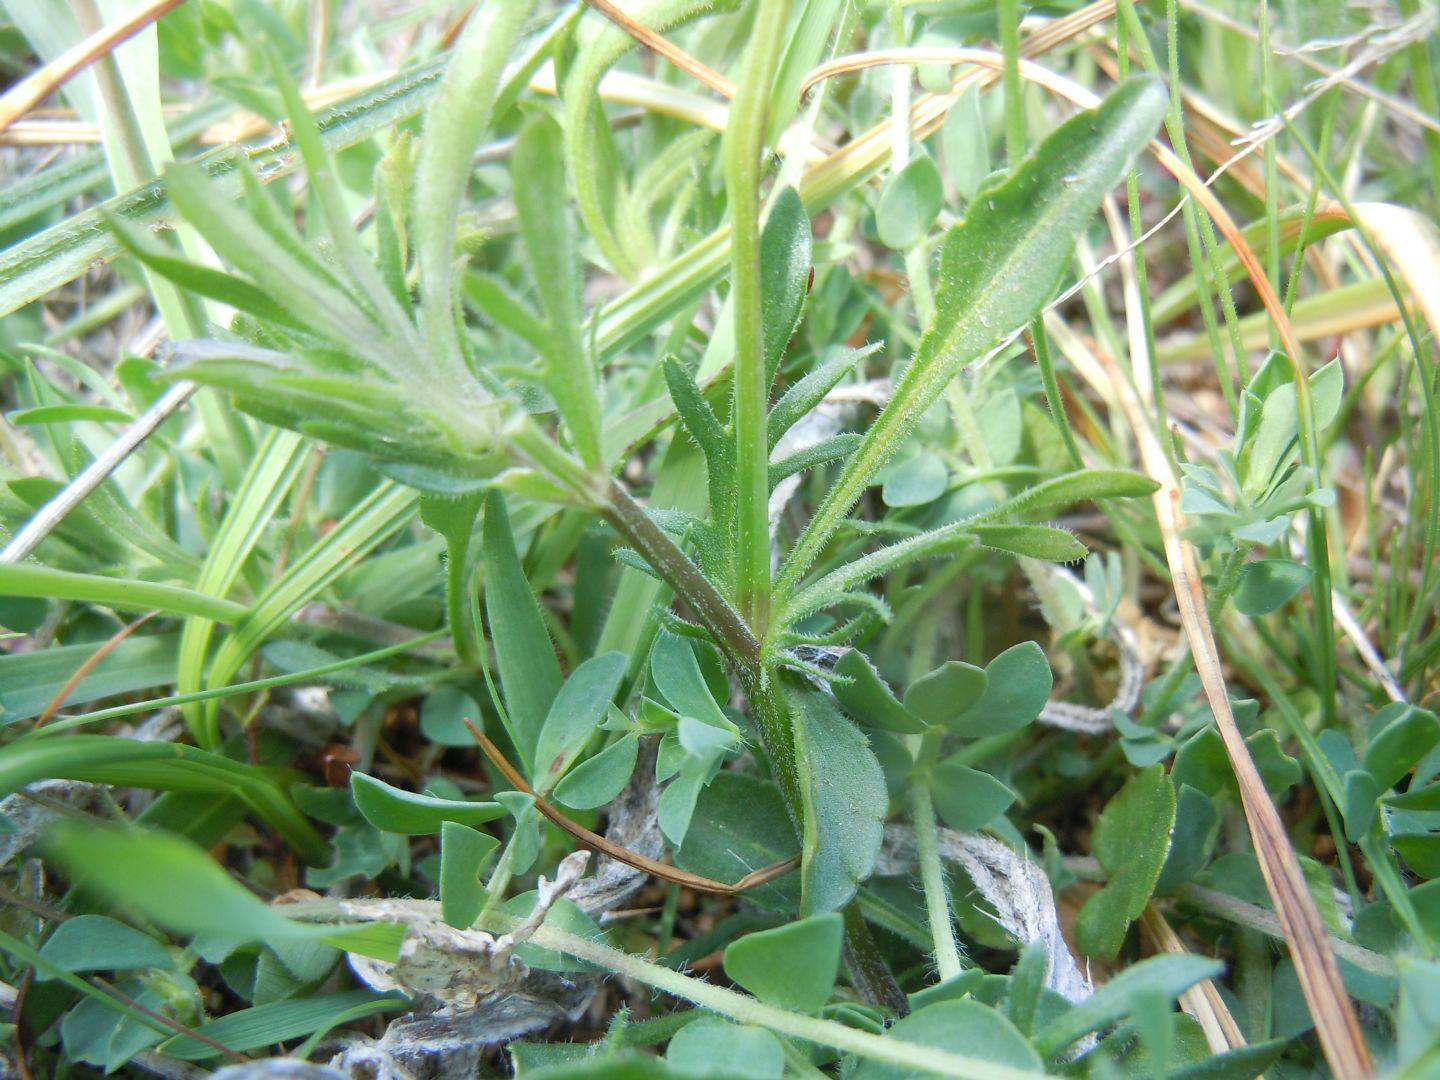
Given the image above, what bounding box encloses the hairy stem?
[724,0,791,639]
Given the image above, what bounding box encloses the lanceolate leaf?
[785,681,886,915]
[482,491,563,772]
[759,185,812,384]
[779,78,1168,593]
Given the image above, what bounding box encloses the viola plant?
[1,1,1437,1078]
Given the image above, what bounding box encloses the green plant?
[2,1,1438,1077]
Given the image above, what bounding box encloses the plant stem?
[724,0,791,640]
[910,770,964,980]
[601,477,761,671]
[505,918,1043,1080]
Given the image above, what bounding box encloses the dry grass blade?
[33,611,159,731]
[465,720,799,894]
[1139,907,1248,1057]
[0,0,188,134]
[582,0,736,99]
[0,381,197,565]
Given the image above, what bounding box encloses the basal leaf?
[440,821,500,930]
[786,681,886,915]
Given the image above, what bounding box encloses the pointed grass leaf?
[968,523,1086,562]
[786,683,886,915]
[44,824,385,949]
[904,661,988,729]
[0,734,326,864]
[852,1001,1042,1080]
[37,915,175,977]
[158,989,406,1061]
[1076,765,1177,958]
[760,186,812,382]
[440,821,500,930]
[948,642,1053,738]
[482,491,563,771]
[830,650,926,734]
[723,913,843,1013]
[1232,559,1311,616]
[535,651,628,793]
[930,760,1017,832]
[876,152,944,250]
[1034,954,1222,1057]
[350,773,505,835]
[553,732,640,811]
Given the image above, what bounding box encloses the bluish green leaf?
[440,821,499,930]
[876,152,944,250]
[1232,559,1311,616]
[943,84,990,202]
[651,633,734,733]
[1343,769,1380,842]
[882,452,948,507]
[420,684,486,747]
[904,661,988,729]
[949,642,1053,738]
[930,760,1016,832]
[37,915,175,977]
[554,732,640,811]
[158,988,405,1061]
[786,683,886,914]
[724,913,842,1013]
[1364,705,1440,791]
[351,772,505,835]
[534,652,628,793]
[667,1017,784,1078]
[676,772,800,913]
[853,1000,1042,1080]
[830,650,926,734]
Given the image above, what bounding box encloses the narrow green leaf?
[350,773,505,835]
[778,79,1167,594]
[786,682,886,915]
[769,433,862,487]
[482,490,563,772]
[0,563,246,623]
[760,185,812,383]
[534,652,629,793]
[513,112,603,467]
[7,404,132,425]
[1034,954,1222,1057]
[968,523,1086,561]
[0,633,179,723]
[723,913,843,1013]
[768,344,880,450]
[158,989,406,1061]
